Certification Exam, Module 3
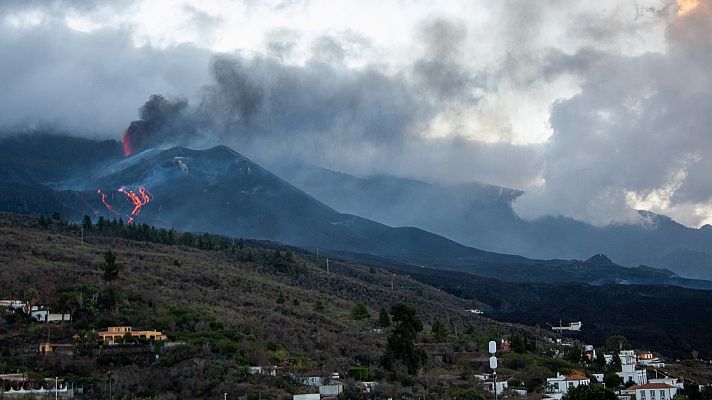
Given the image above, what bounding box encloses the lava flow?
[122,130,133,157]
[96,189,116,214]
[118,186,152,223]
[97,186,152,224]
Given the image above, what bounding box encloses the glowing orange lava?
[677,0,700,16]
[97,186,152,223]
[96,189,116,214]
[122,131,133,157]
[118,186,152,224]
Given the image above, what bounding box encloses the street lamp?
[55,376,58,400]
[489,341,498,400]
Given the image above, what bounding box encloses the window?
[641,391,646,400]
[569,382,574,388]
[660,390,666,400]
[651,390,656,399]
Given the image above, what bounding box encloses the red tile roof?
[566,375,589,381]
[637,383,675,389]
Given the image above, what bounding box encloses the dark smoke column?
[121,94,192,156]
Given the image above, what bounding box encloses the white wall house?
[475,374,509,395]
[604,350,648,386]
[293,394,320,400]
[319,383,344,397]
[639,353,666,368]
[546,373,590,398]
[29,306,71,323]
[635,383,678,400]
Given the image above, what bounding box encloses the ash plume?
[123,94,197,156]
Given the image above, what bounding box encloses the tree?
[610,352,622,371]
[382,303,426,375]
[352,302,370,320]
[565,346,584,363]
[431,319,449,342]
[606,335,628,352]
[377,307,391,328]
[562,384,616,400]
[82,215,93,231]
[510,333,531,354]
[100,249,119,281]
[595,349,607,370]
[603,372,623,389]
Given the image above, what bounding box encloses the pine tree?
[100,249,119,281]
[378,307,391,327]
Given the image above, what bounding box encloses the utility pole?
[326,258,330,273]
[55,376,58,400]
[391,273,395,290]
[81,227,84,245]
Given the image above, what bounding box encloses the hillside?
[385,263,712,359]
[0,212,548,399]
[275,164,712,280]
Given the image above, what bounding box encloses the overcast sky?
[1,0,710,227]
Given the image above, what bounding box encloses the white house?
[546,372,590,397]
[319,383,344,397]
[635,383,678,400]
[619,351,648,386]
[649,378,683,389]
[293,394,320,400]
[475,374,508,395]
[29,306,71,323]
[639,353,666,368]
[0,300,26,311]
[552,321,583,332]
[604,350,648,386]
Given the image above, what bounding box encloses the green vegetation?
[100,249,119,281]
[562,384,616,400]
[382,303,427,377]
[3,212,711,399]
[377,307,391,328]
[351,301,370,320]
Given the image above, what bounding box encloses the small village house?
[635,383,679,400]
[96,326,167,344]
[545,372,590,399]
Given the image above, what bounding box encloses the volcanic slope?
[86,145,531,268]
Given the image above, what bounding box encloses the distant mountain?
[274,164,712,280]
[1,133,710,290]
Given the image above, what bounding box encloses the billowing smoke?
[514,0,712,226]
[123,95,196,156]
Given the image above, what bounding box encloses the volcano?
[87,144,526,267]
[2,134,712,289]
